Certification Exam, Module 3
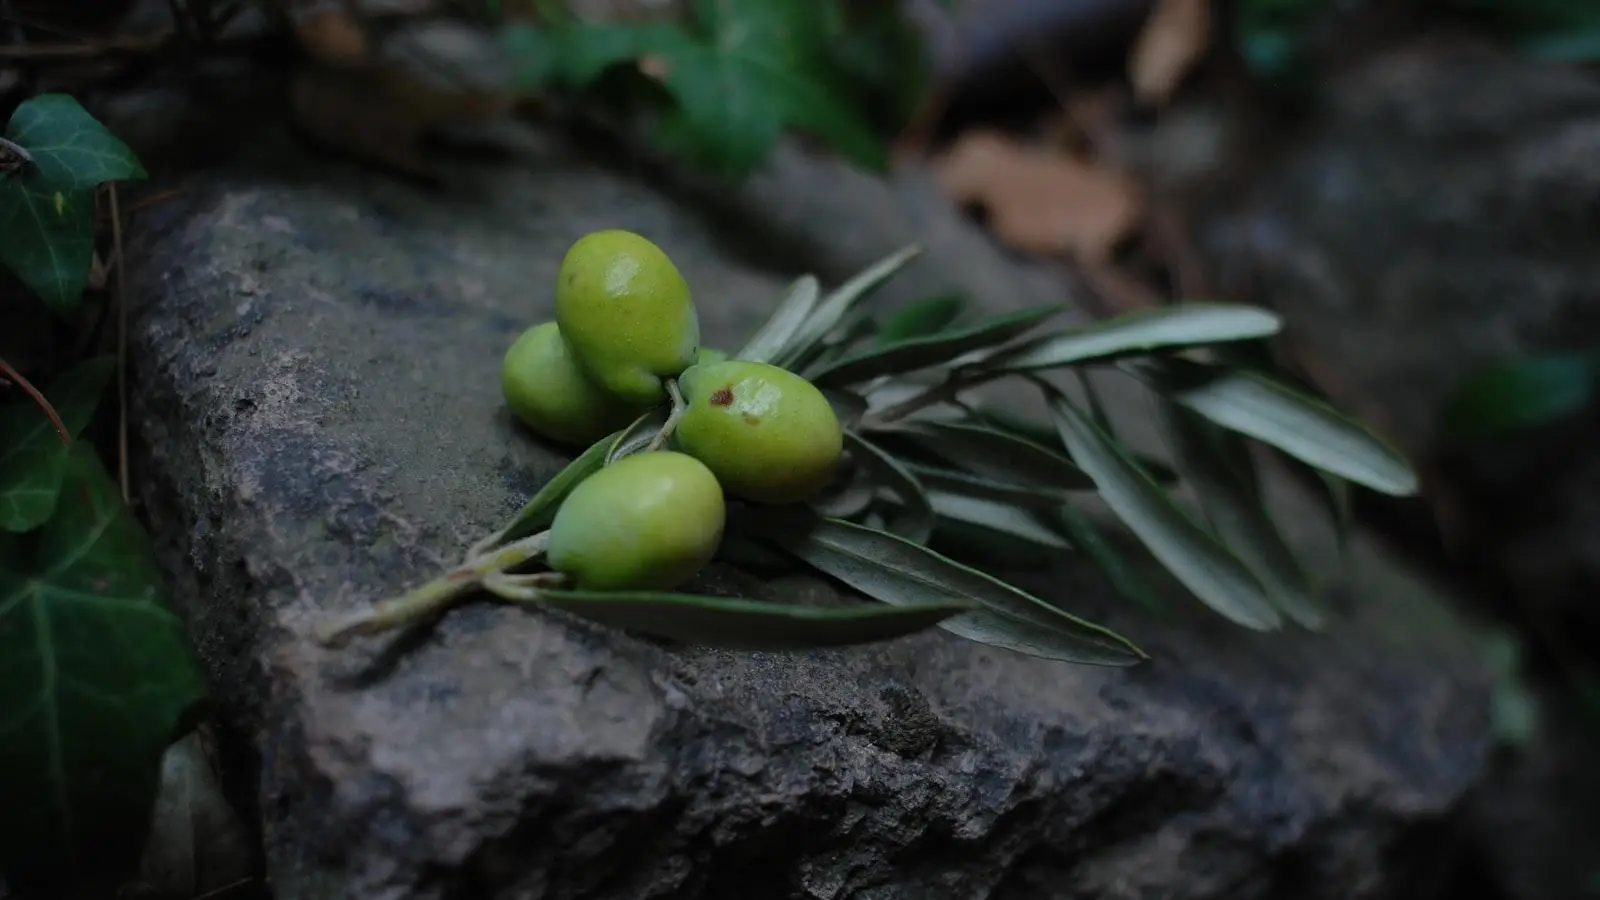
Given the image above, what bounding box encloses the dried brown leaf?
[294,9,371,64]
[933,130,1144,262]
[1128,0,1212,105]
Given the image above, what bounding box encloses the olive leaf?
[970,406,1180,484]
[842,430,933,543]
[1129,357,1419,496]
[607,405,671,464]
[969,303,1283,373]
[883,419,1095,490]
[809,464,878,520]
[734,274,821,364]
[757,511,1145,664]
[1053,505,1166,614]
[1160,401,1323,628]
[778,244,921,368]
[494,433,618,545]
[1044,384,1281,630]
[873,294,967,345]
[926,489,1072,550]
[533,588,973,650]
[822,387,869,429]
[0,355,114,533]
[900,462,1065,508]
[809,304,1063,387]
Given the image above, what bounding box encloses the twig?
[0,355,70,444]
[110,183,129,501]
[0,29,173,61]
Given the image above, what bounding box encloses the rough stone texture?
[1195,40,1600,632]
[115,88,1491,898]
[1187,38,1600,900]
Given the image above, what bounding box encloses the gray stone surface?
[117,95,1490,899]
[1194,40,1600,633]
[1185,38,1600,900]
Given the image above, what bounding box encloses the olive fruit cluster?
[501,229,845,594]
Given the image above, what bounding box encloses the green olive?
[547,451,726,591]
[695,346,729,367]
[675,360,843,505]
[501,322,647,446]
[554,229,700,405]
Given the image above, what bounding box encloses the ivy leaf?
[534,588,971,650]
[757,509,1145,665]
[1044,383,1282,631]
[512,0,886,177]
[5,94,146,190]
[1435,352,1598,445]
[0,444,207,893]
[0,182,95,314]
[0,356,115,533]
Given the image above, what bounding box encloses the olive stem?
[313,531,552,647]
[645,378,687,452]
[482,570,568,602]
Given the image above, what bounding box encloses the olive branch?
[314,245,1419,662]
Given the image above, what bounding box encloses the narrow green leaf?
[972,303,1283,373]
[0,182,95,313]
[1044,385,1281,630]
[843,430,933,543]
[1072,369,1115,433]
[1130,358,1419,496]
[5,94,146,189]
[759,511,1146,664]
[901,462,1065,508]
[1160,401,1324,628]
[926,490,1071,550]
[607,406,670,464]
[0,444,207,891]
[821,387,868,428]
[536,588,970,650]
[873,294,967,345]
[497,434,617,544]
[809,466,877,520]
[734,275,821,364]
[1435,352,1597,445]
[810,303,1063,387]
[0,356,115,532]
[885,419,1095,490]
[778,245,921,368]
[1053,505,1166,614]
[971,406,1180,484]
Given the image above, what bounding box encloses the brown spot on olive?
[567,273,577,286]
[741,412,761,426]
[710,386,735,406]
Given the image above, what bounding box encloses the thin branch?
[0,356,70,445]
[110,182,130,501]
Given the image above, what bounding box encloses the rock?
[1195,40,1600,633]
[117,86,1490,899]
[1187,38,1600,900]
